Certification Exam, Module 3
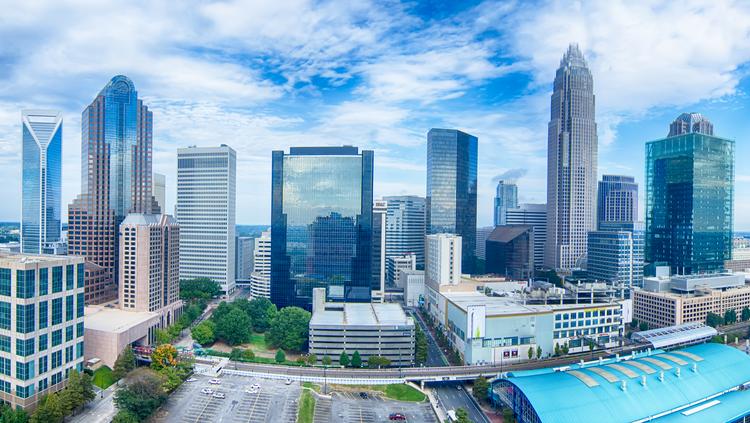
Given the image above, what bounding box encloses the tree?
[215,308,252,345]
[351,351,362,368]
[707,312,724,328]
[742,307,750,322]
[527,347,533,360]
[455,408,471,423]
[629,318,638,329]
[151,344,178,371]
[113,346,136,380]
[562,342,569,355]
[322,356,332,366]
[339,351,350,367]
[154,328,173,346]
[114,368,167,421]
[242,349,256,360]
[306,354,317,366]
[724,309,738,325]
[536,346,542,359]
[111,411,139,423]
[246,298,278,333]
[275,350,286,363]
[265,306,311,352]
[30,394,62,423]
[588,340,595,356]
[191,320,216,346]
[367,356,391,368]
[639,321,649,331]
[415,327,428,365]
[180,277,220,301]
[554,343,561,356]
[472,377,489,403]
[62,369,95,412]
[229,348,244,361]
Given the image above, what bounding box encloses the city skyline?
[0,2,749,230]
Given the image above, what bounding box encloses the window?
[39,334,48,351]
[16,384,34,398]
[51,351,62,369]
[52,298,62,325]
[66,265,74,290]
[16,338,34,356]
[76,342,84,358]
[38,301,48,329]
[52,266,62,293]
[39,356,48,374]
[16,270,35,299]
[0,268,10,296]
[51,372,62,385]
[0,335,8,352]
[0,302,9,330]
[39,268,48,296]
[38,378,48,392]
[76,322,84,338]
[0,380,9,393]
[16,361,34,380]
[77,293,84,318]
[65,346,73,363]
[66,295,74,321]
[65,326,73,342]
[16,304,35,333]
[52,330,62,347]
[0,357,10,375]
[77,264,84,288]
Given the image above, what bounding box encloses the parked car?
[209,379,221,385]
[213,392,226,399]
[285,379,293,385]
[388,413,407,421]
[186,377,197,382]
[201,388,213,395]
[359,392,369,399]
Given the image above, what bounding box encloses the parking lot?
[326,391,438,423]
[153,373,300,423]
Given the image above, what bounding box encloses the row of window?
[0,264,83,299]
[0,294,84,334]
[8,362,84,398]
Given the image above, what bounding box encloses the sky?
[1,0,749,229]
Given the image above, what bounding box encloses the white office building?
[384,196,426,281]
[372,200,387,299]
[176,145,236,294]
[250,230,270,299]
[398,269,425,308]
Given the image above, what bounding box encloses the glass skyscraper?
[493,180,517,226]
[645,113,734,275]
[21,110,62,254]
[426,128,478,273]
[597,175,638,229]
[384,195,426,281]
[271,146,374,310]
[545,44,598,271]
[587,222,644,295]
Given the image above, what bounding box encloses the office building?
[587,222,644,294]
[176,145,236,295]
[725,237,750,272]
[546,44,598,272]
[152,172,166,214]
[387,253,416,288]
[21,110,62,255]
[235,236,254,280]
[485,225,534,279]
[384,195,425,281]
[475,226,494,261]
[308,289,414,367]
[68,75,158,304]
[250,230,270,299]
[426,129,478,273]
[271,146,373,309]
[506,204,547,269]
[493,180,517,226]
[0,253,85,409]
[372,200,387,298]
[118,214,181,321]
[645,113,734,275]
[633,273,750,328]
[398,269,425,307]
[425,234,462,288]
[597,175,638,229]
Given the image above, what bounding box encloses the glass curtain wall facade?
[494,181,518,226]
[271,147,373,310]
[21,111,62,254]
[587,222,644,294]
[426,129,478,273]
[597,175,638,229]
[645,121,734,275]
[384,195,426,282]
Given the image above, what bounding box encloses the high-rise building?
[118,214,181,321]
[597,175,638,229]
[485,225,534,279]
[235,236,254,281]
[587,222,644,295]
[475,226,494,261]
[68,75,158,304]
[645,113,734,275]
[493,181,518,226]
[250,230,270,299]
[153,172,166,214]
[426,129,477,273]
[271,146,373,309]
[545,44,598,272]
[387,253,417,287]
[506,204,547,269]
[425,234,462,288]
[372,200,387,298]
[176,145,237,295]
[21,110,62,255]
[0,253,85,409]
[384,195,425,283]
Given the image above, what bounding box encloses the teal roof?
[498,344,750,423]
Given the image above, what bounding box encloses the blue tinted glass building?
[21,111,62,254]
[587,222,644,295]
[271,146,374,309]
[645,114,734,275]
[494,181,517,226]
[426,129,478,273]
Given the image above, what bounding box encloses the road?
[410,309,449,367]
[69,383,118,423]
[434,384,489,423]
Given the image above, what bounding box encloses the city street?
[69,383,118,423]
[433,384,490,423]
[410,309,449,367]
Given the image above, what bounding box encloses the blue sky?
[0,0,749,228]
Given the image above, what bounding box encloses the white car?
[186,377,197,382]
[201,388,214,395]
[245,388,257,394]
[285,379,293,385]
[213,392,226,399]
[250,383,260,390]
[209,379,222,385]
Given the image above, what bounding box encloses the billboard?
[466,305,486,339]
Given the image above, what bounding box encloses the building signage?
[467,305,486,339]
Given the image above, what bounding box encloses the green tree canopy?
[306,354,317,365]
[472,377,489,402]
[150,344,179,371]
[191,320,216,346]
[265,306,311,352]
[725,309,738,325]
[246,298,278,332]
[114,368,167,421]
[742,307,750,322]
[322,356,332,366]
[706,312,723,328]
[180,278,220,301]
[215,308,252,345]
[456,408,470,423]
[111,410,139,423]
[351,351,362,368]
[30,394,61,423]
[275,350,286,363]
[113,346,136,380]
[339,351,350,367]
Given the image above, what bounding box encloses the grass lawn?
[333,383,426,402]
[92,366,117,389]
[297,389,316,423]
[248,333,269,351]
[302,382,321,393]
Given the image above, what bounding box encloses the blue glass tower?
[426,128,478,273]
[494,180,518,226]
[21,110,62,254]
[271,146,374,310]
[645,113,734,274]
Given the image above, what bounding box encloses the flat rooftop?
[443,291,621,316]
[84,306,159,333]
[310,302,413,327]
[0,252,82,266]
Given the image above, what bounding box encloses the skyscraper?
[384,195,425,283]
[426,128,478,273]
[506,204,547,269]
[153,172,166,214]
[68,75,158,304]
[21,110,62,255]
[235,236,254,280]
[587,222,644,295]
[372,200,387,298]
[545,44,598,271]
[250,230,271,299]
[597,175,638,229]
[493,181,518,226]
[645,113,734,274]
[271,146,373,309]
[176,145,237,295]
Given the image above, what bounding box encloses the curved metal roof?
[498,343,750,423]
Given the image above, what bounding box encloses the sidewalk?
[69,381,120,423]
